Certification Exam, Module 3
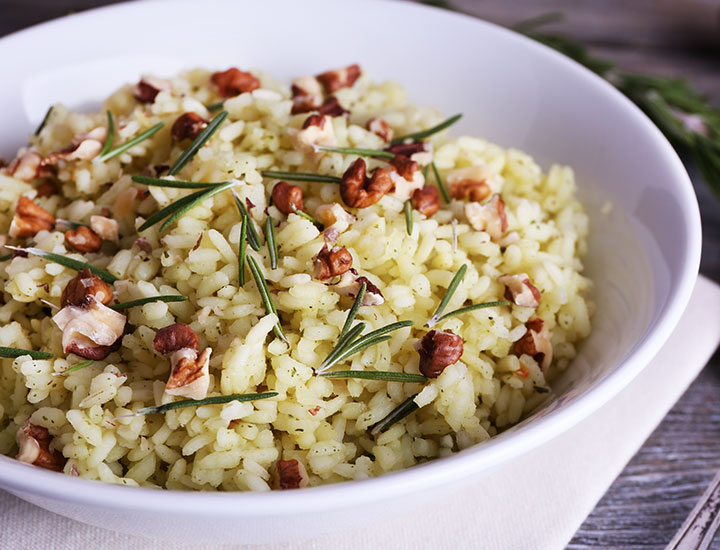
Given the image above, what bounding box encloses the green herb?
[159,180,238,232]
[238,213,247,286]
[138,188,208,232]
[427,264,467,326]
[246,255,286,342]
[55,219,89,230]
[0,347,53,360]
[534,386,551,394]
[121,391,278,417]
[34,106,53,136]
[339,282,366,340]
[169,110,228,176]
[0,254,13,262]
[428,300,510,327]
[264,216,278,270]
[112,295,187,310]
[316,146,395,159]
[52,360,94,376]
[404,200,414,235]
[96,122,164,162]
[99,110,115,157]
[320,322,366,373]
[320,370,427,383]
[206,101,224,111]
[370,394,420,435]
[432,161,451,203]
[6,246,118,283]
[289,203,324,230]
[261,170,342,184]
[131,175,221,189]
[391,114,462,144]
[233,191,261,251]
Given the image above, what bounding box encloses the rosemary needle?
[34,106,53,136]
[112,295,187,310]
[0,347,53,360]
[131,175,221,189]
[290,203,324,230]
[246,255,286,342]
[159,180,238,232]
[118,392,278,417]
[428,300,510,328]
[261,170,342,184]
[316,146,395,159]
[238,213,248,286]
[169,110,228,176]
[233,191,261,251]
[52,360,94,376]
[391,114,462,144]
[96,122,164,162]
[427,264,467,326]
[320,371,427,383]
[370,394,420,435]
[138,188,208,232]
[5,246,118,284]
[265,216,278,270]
[99,110,115,157]
[432,162,451,203]
[339,282,366,340]
[404,200,414,235]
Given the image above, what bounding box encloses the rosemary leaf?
[128,391,278,417]
[0,347,53,360]
[97,122,164,162]
[404,200,414,235]
[428,264,467,326]
[261,170,342,184]
[112,295,187,310]
[6,246,118,284]
[233,191,261,251]
[56,218,89,230]
[0,254,13,262]
[321,321,413,372]
[169,110,228,176]
[290,203,324,229]
[131,175,221,189]
[428,300,510,327]
[318,322,367,373]
[238,213,247,286]
[320,370,427,383]
[246,255,286,342]
[391,114,462,144]
[265,216,278,270]
[99,110,115,157]
[34,106,53,136]
[370,394,420,435]
[159,180,238,232]
[339,282,367,340]
[432,161,451,203]
[52,360,94,376]
[138,188,208,232]
[316,146,395,159]
[206,101,224,111]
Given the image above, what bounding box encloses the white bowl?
[0,0,701,543]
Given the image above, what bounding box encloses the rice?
[0,65,593,490]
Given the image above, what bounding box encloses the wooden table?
[2,1,720,547]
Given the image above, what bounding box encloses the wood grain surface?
[1,1,720,548]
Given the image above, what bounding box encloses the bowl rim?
[0,0,702,515]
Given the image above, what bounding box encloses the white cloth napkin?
[2,275,720,550]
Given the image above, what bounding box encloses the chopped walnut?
[135,237,153,254]
[53,301,126,360]
[385,142,433,166]
[166,347,211,400]
[133,77,171,103]
[447,166,491,202]
[9,196,55,239]
[290,114,337,155]
[313,245,353,281]
[366,118,393,142]
[113,187,139,219]
[42,127,107,166]
[335,270,384,306]
[36,179,59,198]
[290,76,323,114]
[65,225,103,253]
[271,181,304,216]
[315,203,356,239]
[90,215,119,243]
[464,194,507,240]
[153,323,200,355]
[316,64,361,94]
[61,269,113,308]
[514,318,553,372]
[317,97,349,118]
[498,273,541,308]
[411,185,440,217]
[16,422,65,471]
[211,67,260,98]
[388,155,425,202]
[415,329,464,378]
[5,152,42,181]
[275,458,309,490]
[171,112,208,141]
[339,158,393,208]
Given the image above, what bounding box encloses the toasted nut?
[411,185,440,217]
[5,152,42,181]
[316,63,361,94]
[153,323,201,355]
[89,215,119,243]
[339,158,393,208]
[133,77,171,103]
[290,114,337,155]
[415,329,464,378]
[275,459,309,490]
[8,196,55,239]
[514,318,553,372]
[171,112,208,141]
[290,76,323,114]
[166,347,211,400]
[498,273,541,308]
[271,181,304,215]
[366,118,393,142]
[315,203,356,236]
[390,155,419,181]
[317,97,349,118]
[64,225,103,253]
[36,180,59,198]
[42,127,107,166]
[313,245,353,280]
[385,141,433,166]
[335,270,384,306]
[211,67,260,98]
[135,237,153,254]
[61,268,114,308]
[113,187,139,219]
[464,194,507,240]
[447,166,491,202]
[388,155,425,202]
[53,301,126,360]
[16,422,65,472]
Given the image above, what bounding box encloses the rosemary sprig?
[233,191,261,251]
[261,170,342,184]
[99,110,115,157]
[289,203,324,230]
[112,295,187,310]
[169,110,228,176]
[238,213,247,286]
[432,161,451,203]
[391,114,462,144]
[427,264,467,326]
[138,188,208,232]
[320,322,366,371]
[264,216,278,270]
[158,180,238,232]
[119,391,278,417]
[5,246,118,284]
[96,122,164,162]
[206,101,224,111]
[339,282,366,340]
[370,394,420,435]
[404,200,413,235]
[316,146,395,159]
[131,175,221,189]
[52,360,94,376]
[34,106,53,136]
[320,370,427,383]
[0,347,53,360]
[427,300,510,328]
[246,255,286,342]
[56,218,89,230]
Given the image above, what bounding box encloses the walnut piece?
[513,318,553,372]
[316,97,349,118]
[9,196,55,239]
[42,127,107,166]
[464,194,507,240]
[388,155,425,202]
[53,301,126,360]
[271,181,304,216]
[133,77,171,103]
[290,114,337,155]
[5,152,42,181]
[61,269,114,308]
[415,329,464,378]
[334,270,384,306]
[339,158,393,209]
[290,76,323,114]
[498,273,541,308]
[447,166,491,202]
[315,203,356,238]
[165,347,211,400]
[211,68,260,98]
[16,422,65,472]
[411,185,440,217]
[316,64,361,94]
[171,112,208,141]
[65,225,103,253]
[153,323,200,355]
[385,142,433,166]
[89,215,119,243]
[313,245,353,281]
[135,237,153,254]
[366,118,393,142]
[275,458,309,490]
